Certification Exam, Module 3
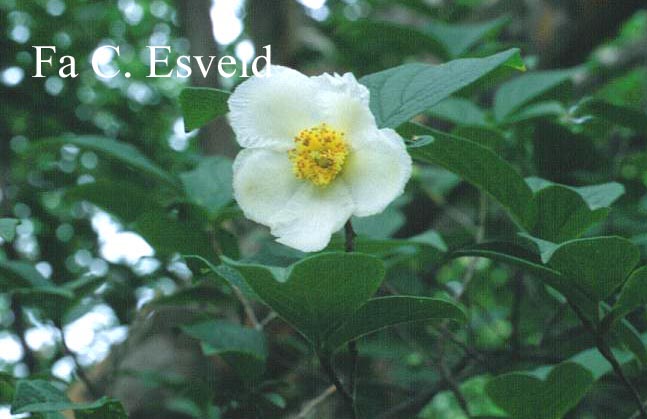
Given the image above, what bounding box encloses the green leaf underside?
[406,132,535,230]
[223,252,385,344]
[179,87,230,131]
[32,135,178,187]
[0,218,19,242]
[486,362,593,419]
[361,48,524,128]
[325,296,466,351]
[494,68,577,121]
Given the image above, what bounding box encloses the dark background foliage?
[1,0,647,418]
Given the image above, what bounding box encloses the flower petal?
[312,72,377,144]
[228,66,319,150]
[270,182,354,252]
[342,128,412,217]
[233,148,301,226]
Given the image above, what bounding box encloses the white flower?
[228,66,412,252]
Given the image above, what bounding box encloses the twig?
[510,272,524,358]
[439,358,472,418]
[567,300,647,419]
[231,284,261,330]
[260,311,278,328]
[290,385,336,419]
[318,352,357,419]
[59,328,100,399]
[344,220,359,413]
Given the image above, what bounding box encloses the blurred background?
[1,0,647,418]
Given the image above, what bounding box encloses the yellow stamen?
[288,123,349,186]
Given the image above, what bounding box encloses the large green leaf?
[425,16,511,58]
[179,87,230,131]
[182,320,267,379]
[547,237,640,301]
[486,362,594,419]
[526,177,625,209]
[12,380,125,418]
[223,252,385,345]
[180,156,234,216]
[324,296,466,352]
[33,135,178,187]
[493,68,576,121]
[360,48,524,128]
[0,218,19,242]
[407,133,536,229]
[452,241,599,324]
[531,185,609,243]
[428,97,487,127]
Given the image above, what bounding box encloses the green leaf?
[547,237,640,301]
[12,380,125,418]
[425,16,511,58]
[407,133,536,230]
[505,101,566,123]
[0,218,19,242]
[336,20,448,61]
[135,210,214,262]
[33,135,178,188]
[223,252,385,345]
[486,362,593,419]
[526,177,625,210]
[181,320,267,379]
[608,266,647,325]
[183,255,257,300]
[327,230,447,263]
[452,241,599,323]
[180,156,234,216]
[428,97,487,127]
[325,296,466,351]
[179,87,230,131]
[0,260,53,290]
[361,48,524,128]
[531,185,609,242]
[494,69,576,121]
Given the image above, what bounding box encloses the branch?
[289,385,336,419]
[318,352,357,419]
[567,300,647,419]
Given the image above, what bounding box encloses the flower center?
[288,123,349,186]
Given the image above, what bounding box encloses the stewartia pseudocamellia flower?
[228,66,412,252]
